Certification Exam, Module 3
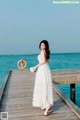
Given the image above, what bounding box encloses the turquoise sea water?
[0,53,80,108]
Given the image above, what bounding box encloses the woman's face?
[40,43,46,50]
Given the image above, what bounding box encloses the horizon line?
[0,51,80,55]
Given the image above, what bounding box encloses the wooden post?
[70,84,76,104]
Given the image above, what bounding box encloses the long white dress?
[32,54,54,108]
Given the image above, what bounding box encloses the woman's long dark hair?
[39,40,50,60]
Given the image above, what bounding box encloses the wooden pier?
[52,69,80,103]
[0,70,80,120]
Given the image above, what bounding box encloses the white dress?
[32,54,54,108]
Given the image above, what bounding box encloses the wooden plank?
[51,70,80,84]
[0,70,12,102]
[53,83,80,119]
[51,69,80,74]
[0,70,80,120]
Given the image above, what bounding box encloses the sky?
[0,0,80,55]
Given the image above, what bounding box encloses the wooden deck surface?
[0,70,80,120]
[51,69,80,84]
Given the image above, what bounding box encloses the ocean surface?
[0,53,80,108]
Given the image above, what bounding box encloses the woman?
[31,40,53,116]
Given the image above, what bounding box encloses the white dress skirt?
[32,54,54,108]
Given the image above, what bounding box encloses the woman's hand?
[32,66,37,72]
[30,66,37,72]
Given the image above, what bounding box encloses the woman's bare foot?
[44,106,50,116]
